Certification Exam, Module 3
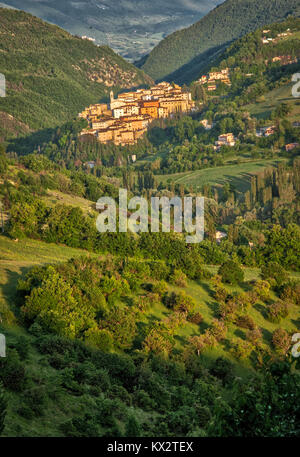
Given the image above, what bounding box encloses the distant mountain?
[0,0,222,61]
[139,0,300,82]
[0,8,152,141]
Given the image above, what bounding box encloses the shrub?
[246,290,258,305]
[253,280,271,302]
[135,390,155,411]
[209,319,227,342]
[109,385,131,405]
[169,269,187,288]
[28,322,44,337]
[164,291,195,314]
[210,357,234,385]
[60,414,99,437]
[218,299,238,321]
[20,386,49,417]
[147,261,170,281]
[272,328,291,354]
[187,312,203,325]
[125,415,142,437]
[123,259,151,280]
[84,327,113,352]
[214,286,228,303]
[246,327,262,346]
[196,406,211,427]
[230,339,254,360]
[14,336,30,360]
[218,261,244,285]
[268,301,290,323]
[152,280,168,296]
[261,262,288,288]
[189,331,217,355]
[0,349,26,391]
[279,281,300,305]
[0,300,16,325]
[235,314,256,330]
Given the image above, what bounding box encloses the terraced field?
[157,158,287,192]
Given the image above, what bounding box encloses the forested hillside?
[0,8,152,141]
[1,0,221,61]
[139,0,300,82]
[188,16,300,106]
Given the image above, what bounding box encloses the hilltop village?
[197,68,232,92]
[79,82,195,146]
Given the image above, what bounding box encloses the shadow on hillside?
[0,266,30,318]
[234,329,246,340]
[239,281,252,292]
[222,174,253,192]
[7,126,58,155]
[200,282,219,317]
[162,42,230,85]
[254,303,268,320]
[291,318,300,329]
[261,327,272,345]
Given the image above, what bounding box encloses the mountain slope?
[0,0,222,61]
[0,8,152,140]
[194,16,300,107]
[140,0,300,82]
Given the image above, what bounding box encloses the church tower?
[110,90,116,110]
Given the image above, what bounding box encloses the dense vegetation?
[196,17,300,104]
[0,8,152,141]
[0,8,299,438]
[139,0,300,82]
[0,231,299,436]
[1,139,300,437]
[1,323,299,437]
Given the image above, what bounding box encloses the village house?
[79,82,195,145]
[216,231,227,243]
[200,119,213,130]
[207,84,217,92]
[140,100,160,118]
[285,143,299,152]
[81,36,95,42]
[272,55,298,65]
[208,68,229,81]
[256,126,276,137]
[198,75,207,84]
[215,133,236,149]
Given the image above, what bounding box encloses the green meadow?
[157,159,287,192]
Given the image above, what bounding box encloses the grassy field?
[156,158,287,192]
[245,82,300,121]
[1,234,298,370]
[0,235,97,310]
[41,190,96,214]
